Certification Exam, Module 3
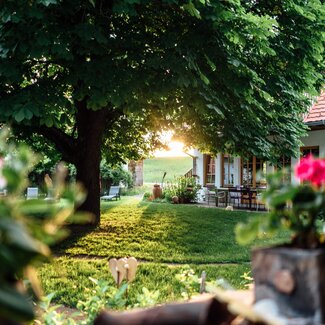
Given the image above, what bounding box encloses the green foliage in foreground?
[38,257,250,308]
[144,157,192,184]
[56,197,290,263]
[0,129,85,323]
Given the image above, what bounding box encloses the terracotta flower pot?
[152,184,162,199]
[252,246,325,323]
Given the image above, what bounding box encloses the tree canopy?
[0,0,324,223]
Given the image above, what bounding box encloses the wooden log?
[94,296,236,325]
[252,247,325,323]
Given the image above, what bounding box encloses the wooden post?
[200,271,206,294]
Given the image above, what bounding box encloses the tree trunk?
[75,102,109,226]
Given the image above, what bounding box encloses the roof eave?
[305,120,325,126]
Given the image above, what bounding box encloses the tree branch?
[34,125,76,164]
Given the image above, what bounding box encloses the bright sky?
[152,131,186,157]
[154,141,188,157]
[153,130,194,157]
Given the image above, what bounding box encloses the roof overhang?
[305,120,325,130]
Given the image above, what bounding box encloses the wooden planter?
[252,247,325,323]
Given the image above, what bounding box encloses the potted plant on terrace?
[236,155,325,324]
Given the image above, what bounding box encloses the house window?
[222,154,235,187]
[276,156,291,183]
[241,156,267,188]
[241,156,254,187]
[204,154,215,186]
[256,158,267,187]
[300,146,319,158]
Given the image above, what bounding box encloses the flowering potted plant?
[236,155,325,323]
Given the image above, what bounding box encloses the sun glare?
[154,141,187,157]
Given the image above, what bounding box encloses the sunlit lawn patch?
[56,197,289,263]
[42,197,289,308]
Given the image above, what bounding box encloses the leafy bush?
[142,192,152,201]
[0,129,85,322]
[100,160,133,191]
[76,278,128,324]
[164,176,201,203]
[175,266,200,300]
[37,277,160,325]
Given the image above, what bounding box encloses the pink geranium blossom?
[295,155,325,187]
[295,155,314,181]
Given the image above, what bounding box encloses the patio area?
[199,187,267,211]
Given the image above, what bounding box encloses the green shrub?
[37,277,160,325]
[164,176,201,203]
[100,160,133,191]
[142,192,152,201]
[0,128,84,323]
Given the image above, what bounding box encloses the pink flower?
[309,159,325,187]
[295,155,315,181]
[295,155,325,187]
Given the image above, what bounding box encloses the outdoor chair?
[26,187,39,199]
[228,186,241,208]
[101,186,121,201]
[204,187,216,206]
[215,190,227,207]
[240,188,251,209]
[255,192,269,211]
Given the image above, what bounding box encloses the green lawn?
[143,157,192,183]
[39,197,289,307]
[56,198,288,263]
[38,257,251,307]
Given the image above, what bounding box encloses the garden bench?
[100,186,121,201]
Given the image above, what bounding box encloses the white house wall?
[215,154,222,187]
[194,150,241,188]
[291,129,325,183]
[300,129,325,156]
[193,149,204,185]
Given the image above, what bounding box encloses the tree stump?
[252,247,325,323]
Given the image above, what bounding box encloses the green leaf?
[39,0,57,6]
[235,221,258,245]
[14,109,25,123]
[0,219,49,256]
[269,188,297,208]
[183,2,201,19]
[0,285,34,321]
[198,70,210,85]
[205,55,216,72]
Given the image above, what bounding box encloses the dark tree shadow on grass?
[52,200,121,255]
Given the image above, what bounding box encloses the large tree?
[0,0,324,224]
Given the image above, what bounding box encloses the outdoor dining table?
[216,187,258,210]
